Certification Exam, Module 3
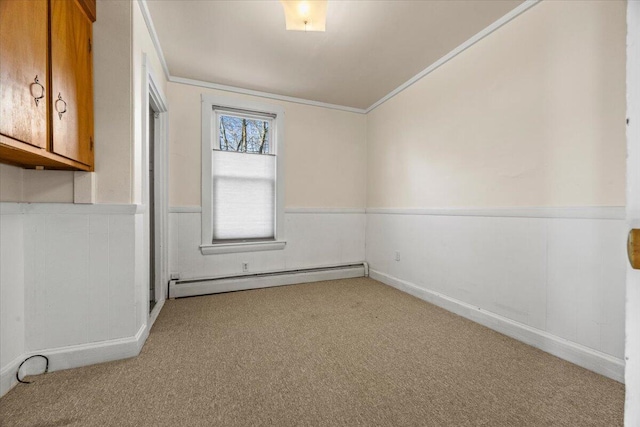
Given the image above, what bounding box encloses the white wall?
[0,0,629,399]
[133,0,167,206]
[0,207,25,396]
[0,164,22,201]
[0,204,145,397]
[23,206,138,351]
[92,0,135,204]
[0,0,169,397]
[167,81,367,280]
[132,0,169,331]
[367,210,626,381]
[168,82,367,208]
[367,0,626,208]
[170,209,365,280]
[364,0,627,382]
[0,166,76,203]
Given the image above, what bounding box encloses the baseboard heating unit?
[169,262,368,298]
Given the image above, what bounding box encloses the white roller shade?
[212,150,275,241]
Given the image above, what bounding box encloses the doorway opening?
[143,54,168,322]
[149,103,157,312]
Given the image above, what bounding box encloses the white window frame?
[200,94,286,255]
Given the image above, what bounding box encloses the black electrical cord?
[16,355,49,384]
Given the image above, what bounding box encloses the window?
[213,111,274,241]
[201,95,285,255]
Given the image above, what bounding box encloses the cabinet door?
[0,0,48,149]
[51,0,93,166]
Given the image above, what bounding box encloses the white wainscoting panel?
[545,218,626,359]
[0,203,148,397]
[134,213,146,334]
[0,207,25,396]
[366,210,626,381]
[169,210,366,281]
[23,212,137,351]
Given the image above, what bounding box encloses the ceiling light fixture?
[280,0,327,32]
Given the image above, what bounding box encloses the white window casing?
[200,94,286,255]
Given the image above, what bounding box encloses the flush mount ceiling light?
[280,0,327,32]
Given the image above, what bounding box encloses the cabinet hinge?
[90,137,94,151]
[88,38,92,52]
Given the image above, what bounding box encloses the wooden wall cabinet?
[0,0,96,171]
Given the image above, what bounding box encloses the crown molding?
[169,76,367,114]
[137,0,171,80]
[365,0,541,113]
[137,0,540,115]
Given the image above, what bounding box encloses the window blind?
[213,105,277,120]
[212,150,275,242]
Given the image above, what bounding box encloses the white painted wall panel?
[23,214,52,351]
[108,215,138,340]
[23,212,137,352]
[1,203,152,398]
[88,215,111,342]
[169,211,366,280]
[46,215,89,348]
[0,165,23,202]
[546,219,626,358]
[133,213,146,333]
[366,212,626,361]
[0,211,25,380]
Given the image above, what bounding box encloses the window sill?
[200,240,287,255]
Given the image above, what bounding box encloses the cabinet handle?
[30,76,45,106]
[55,93,67,120]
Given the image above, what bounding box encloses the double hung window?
[201,96,285,255]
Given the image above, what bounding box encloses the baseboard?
[0,324,149,398]
[148,298,165,331]
[369,269,625,383]
[170,264,366,298]
[0,355,25,398]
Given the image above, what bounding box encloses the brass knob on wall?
[628,229,640,269]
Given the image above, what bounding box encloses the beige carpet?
[0,278,624,426]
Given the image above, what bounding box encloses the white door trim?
[142,53,169,313]
[626,2,640,425]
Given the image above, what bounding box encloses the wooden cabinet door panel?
[51,0,93,166]
[0,0,48,149]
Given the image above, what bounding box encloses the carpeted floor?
[0,278,624,426]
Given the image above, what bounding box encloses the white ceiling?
[146,0,524,110]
